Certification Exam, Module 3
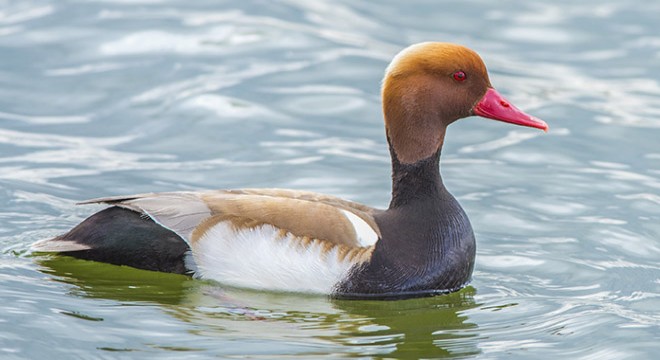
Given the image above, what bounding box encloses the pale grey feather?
[79,192,212,244]
[31,238,91,253]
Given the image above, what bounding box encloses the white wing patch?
[192,222,356,294]
[340,209,379,247]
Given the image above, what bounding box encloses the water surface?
[1,0,659,359]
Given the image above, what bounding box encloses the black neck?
[388,139,445,209]
[336,138,476,297]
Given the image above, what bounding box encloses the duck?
[32,42,548,299]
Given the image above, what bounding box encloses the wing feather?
[77,189,382,249]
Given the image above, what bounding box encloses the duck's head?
[382,42,548,164]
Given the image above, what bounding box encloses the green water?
[1,0,659,358]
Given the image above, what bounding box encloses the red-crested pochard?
[33,42,548,299]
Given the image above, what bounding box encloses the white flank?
[192,222,356,294]
[340,209,379,247]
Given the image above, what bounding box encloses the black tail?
[33,206,191,275]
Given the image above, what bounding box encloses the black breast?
[336,193,476,299]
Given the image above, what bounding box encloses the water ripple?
[1,0,659,359]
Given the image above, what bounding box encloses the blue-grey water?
[1,0,659,359]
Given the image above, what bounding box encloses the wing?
[79,188,382,248]
[75,189,383,293]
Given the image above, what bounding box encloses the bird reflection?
[37,256,192,305]
[331,291,480,358]
[37,256,481,358]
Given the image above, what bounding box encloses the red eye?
[453,71,467,82]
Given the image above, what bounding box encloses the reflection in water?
[37,256,193,305]
[38,256,480,358]
[332,292,480,358]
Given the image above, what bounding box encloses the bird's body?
[33,42,547,299]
